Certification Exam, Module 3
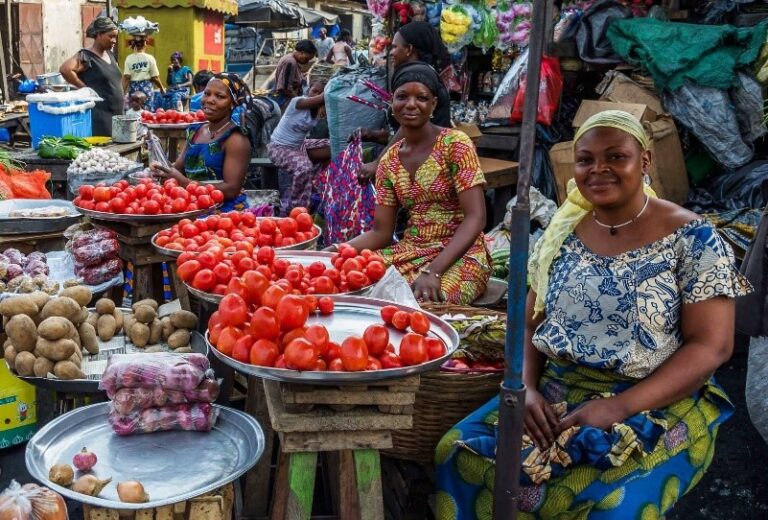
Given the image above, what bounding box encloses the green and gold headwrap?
[528,110,656,316]
[210,72,249,106]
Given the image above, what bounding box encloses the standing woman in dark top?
[60,17,124,136]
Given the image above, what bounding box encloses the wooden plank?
[279,430,392,453]
[338,450,360,520]
[270,451,317,520]
[188,496,224,520]
[85,507,119,520]
[94,220,172,239]
[120,242,169,266]
[354,449,384,520]
[155,505,174,520]
[136,509,154,520]
[132,264,155,304]
[281,388,415,406]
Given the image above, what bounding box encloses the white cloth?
[269,97,315,147]
[316,37,334,60]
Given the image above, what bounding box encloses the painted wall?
[118,7,226,78]
[41,0,106,72]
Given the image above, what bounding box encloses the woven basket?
[383,303,505,464]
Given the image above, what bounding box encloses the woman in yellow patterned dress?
[343,64,491,304]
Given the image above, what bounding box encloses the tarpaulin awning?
[115,0,239,16]
[234,0,337,28]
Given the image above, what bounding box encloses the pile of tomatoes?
[140,109,207,125]
[175,239,384,296]
[74,178,223,215]
[209,294,447,372]
[157,207,319,250]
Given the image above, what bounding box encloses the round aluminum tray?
[10,319,208,393]
[151,223,321,258]
[207,295,459,384]
[0,199,82,235]
[144,122,196,130]
[75,205,218,223]
[26,402,264,509]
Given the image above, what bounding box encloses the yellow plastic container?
[0,362,37,449]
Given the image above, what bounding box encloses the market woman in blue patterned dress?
[150,73,251,211]
[435,110,752,519]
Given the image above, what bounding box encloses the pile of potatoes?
[2,286,95,380]
[118,298,198,354]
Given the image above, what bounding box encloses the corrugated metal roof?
[115,0,239,16]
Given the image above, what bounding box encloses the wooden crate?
[82,483,234,520]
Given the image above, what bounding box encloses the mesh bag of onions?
[0,480,67,520]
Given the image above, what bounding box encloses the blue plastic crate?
[28,100,92,149]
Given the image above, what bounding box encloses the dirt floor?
[1,341,766,519]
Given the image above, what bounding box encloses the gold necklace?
[207,120,231,139]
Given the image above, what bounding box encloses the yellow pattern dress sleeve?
[445,130,486,194]
[375,145,399,207]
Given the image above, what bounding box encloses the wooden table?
[9,141,143,199]
[480,156,519,225]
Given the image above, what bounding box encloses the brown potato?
[133,305,156,324]
[97,314,117,342]
[4,344,17,366]
[149,319,163,345]
[78,323,99,355]
[170,310,198,330]
[37,317,71,341]
[132,298,158,311]
[28,290,50,310]
[144,345,163,353]
[67,321,81,347]
[95,298,115,315]
[86,312,99,329]
[68,352,81,368]
[0,295,38,318]
[130,322,150,348]
[35,338,77,361]
[6,314,37,352]
[123,314,136,338]
[167,329,191,350]
[113,308,124,334]
[14,351,36,376]
[71,306,89,326]
[53,360,85,380]
[40,297,80,322]
[33,356,54,377]
[60,286,93,307]
[160,317,175,341]
[172,347,193,354]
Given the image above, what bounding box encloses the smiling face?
[573,126,651,209]
[201,79,234,122]
[392,81,437,129]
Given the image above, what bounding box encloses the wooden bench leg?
[354,450,384,520]
[243,377,276,518]
[271,452,317,520]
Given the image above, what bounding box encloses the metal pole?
[492,0,549,518]
[1,0,11,103]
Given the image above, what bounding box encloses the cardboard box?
[0,362,36,449]
[572,100,657,128]
[596,71,664,115]
[550,113,689,205]
[455,123,483,142]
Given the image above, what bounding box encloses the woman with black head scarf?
[358,21,452,181]
[60,17,124,136]
[337,66,491,304]
[150,73,253,211]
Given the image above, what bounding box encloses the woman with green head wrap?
[435,110,751,519]
[60,17,124,136]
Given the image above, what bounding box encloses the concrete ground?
[1,344,766,519]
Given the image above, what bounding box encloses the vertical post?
[493,0,550,519]
[0,1,8,104]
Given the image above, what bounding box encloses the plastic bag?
[510,56,563,126]
[76,257,123,286]
[0,480,68,520]
[146,133,171,169]
[441,4,476,53]
[473,7,499,52]
[99,353,212,397]
[111,378,221,415]
[108,402,219,435]
[366,266,420,309]
[486,48,528,122]
[69,228,117,250]
[72,239,120,267]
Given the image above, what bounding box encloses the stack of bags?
[100,353,220,436]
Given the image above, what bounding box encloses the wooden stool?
[91,219,189,309]
[259,376,419,520]
[82,483,234,520]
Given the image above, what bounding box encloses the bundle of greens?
[0,149,25,172]
[37,135,91,160]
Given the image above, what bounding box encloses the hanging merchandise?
[485,48,528,122]
[411,1,427,21]
[392,0,414,25]
[441,4,477,53]
[495,1,516,50]
[426,1,442,26]
[473,7,500,52]
[367,0,392,19]
[510,55,563,126]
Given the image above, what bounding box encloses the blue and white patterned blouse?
[531,219,752,379]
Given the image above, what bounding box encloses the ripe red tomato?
[213,263,232,284]
[256,246,275,266]
[250,307,280,340]
[211,190,224,203]
[284,338,318,371]
[278,218,298,238]
[341,258,362,274]
[399,333,428,366]
[95,202,109,212]
[295,212,313,232]
[380,305,398,325]
[340,336,368,372]
[391,311,410,331]
[243,270,270,305]
[250,339,279,367]
[93,186,110,202]
[216,326,244,356]
[219,294,249,327]
[365,260,386,282]
[261,285,287,310]
[191,269,216,291]
[363,324,389,356]
[379,351,404,369]
[318,296,334,315]
[259,218,277,235]
[307,261,326,278]
[347,270,369,291]
[304,324,330,356]
[226,277,250,302]
[328,358,344,371]
[177,260,201,283]
[276,295,309,331]
[144,200,161,215]
[289,207,308,219]
[312,276,335,295]
[232,334,254,363]
[109,197,126,213]
[325,341,341,361]
[366,356,383,371]
[409,311,430,335]
[425,337,447,360]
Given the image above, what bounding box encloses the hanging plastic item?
[441,4,476,53]
[367,0,391,19]
[510,56,563,126]
[495,1,516,50]
[392,0,413,25]
[473,7,499,52]
[425,1,442,26]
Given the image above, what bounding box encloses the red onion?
[72,447,97,472]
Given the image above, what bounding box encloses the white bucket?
[112,115,140,143]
